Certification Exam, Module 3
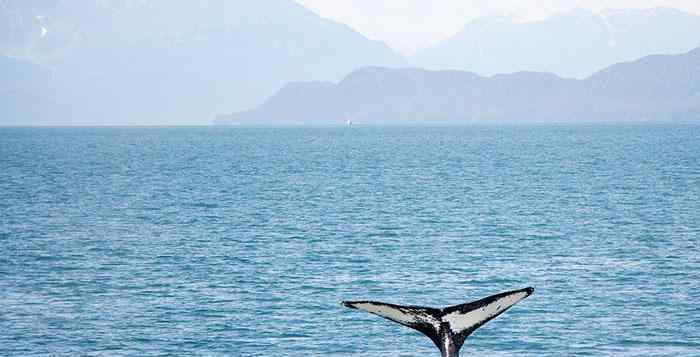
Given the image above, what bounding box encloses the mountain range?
[0,0,403,125]
[215,47,700,125]
[3,3,700,126]
[412,7,700,79]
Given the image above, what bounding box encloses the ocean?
[1,125,698,356]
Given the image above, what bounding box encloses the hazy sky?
[295,0,700,54]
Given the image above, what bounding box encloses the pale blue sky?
[295,0,700,54]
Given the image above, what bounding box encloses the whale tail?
[342,287,534,357]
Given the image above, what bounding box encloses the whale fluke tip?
[341,301,356,309]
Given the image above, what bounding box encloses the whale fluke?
[342,287,534,357]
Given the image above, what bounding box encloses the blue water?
[1,126,699,356]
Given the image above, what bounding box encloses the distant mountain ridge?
[0,0,404,125]
[412,7,700,78]
[216,47,700,125]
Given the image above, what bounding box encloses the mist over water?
[1,125,699,356]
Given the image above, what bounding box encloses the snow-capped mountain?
[412,7,700,78]
[0,0,404,125]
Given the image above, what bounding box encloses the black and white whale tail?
[342,287,534,357]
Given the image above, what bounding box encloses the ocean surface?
[1,125,699,356]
